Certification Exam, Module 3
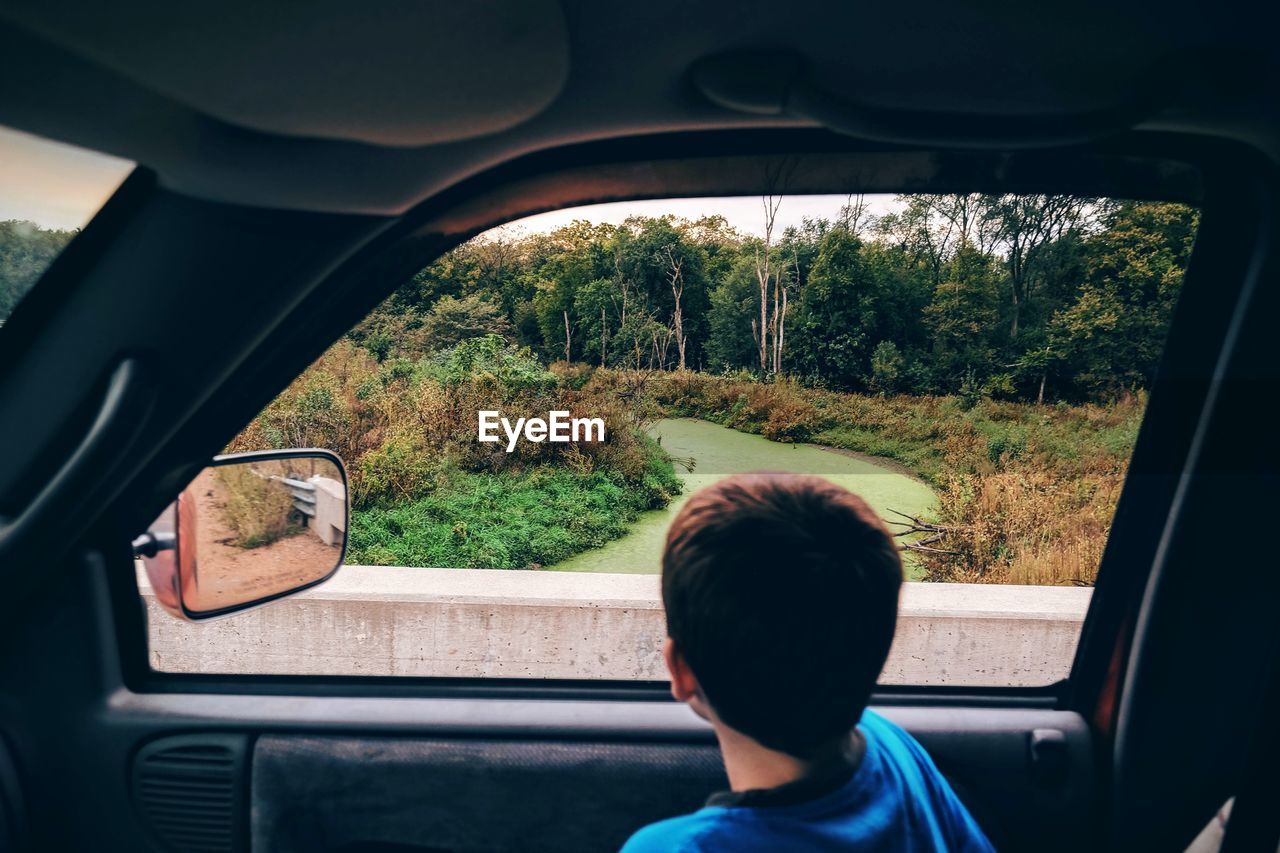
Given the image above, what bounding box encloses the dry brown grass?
[642,371,1143,586]
[211,462,297,549]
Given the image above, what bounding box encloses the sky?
[495,194,905,239]
[0,125,134,230]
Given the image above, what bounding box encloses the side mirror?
[135,449,348,621]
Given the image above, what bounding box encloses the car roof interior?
[2,0,1278,214]
[0,2,1277,852]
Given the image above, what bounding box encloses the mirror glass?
[141,452,347,618]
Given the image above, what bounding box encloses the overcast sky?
[0,126,133,230]
[495,194,906,239]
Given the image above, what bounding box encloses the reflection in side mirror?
[135,450,348,620]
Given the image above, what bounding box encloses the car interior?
[0,2,1278,851]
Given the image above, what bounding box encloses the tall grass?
[628,370,1142,585]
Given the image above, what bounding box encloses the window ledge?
[138,566,1090,686]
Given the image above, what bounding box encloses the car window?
[140,192,1198,686]
[0,125,134,327]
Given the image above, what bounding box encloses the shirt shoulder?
[620,810,726,853]
[860,710,996,852]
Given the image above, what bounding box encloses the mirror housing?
[136,449,348,621]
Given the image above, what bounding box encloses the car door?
[1,133,1276,853]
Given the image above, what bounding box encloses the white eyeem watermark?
[477,410,606,453]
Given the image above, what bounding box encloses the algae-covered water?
[549,418,937,578]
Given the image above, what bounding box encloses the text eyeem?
[477,410,606,453]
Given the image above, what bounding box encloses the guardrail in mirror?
[134,449,348,620]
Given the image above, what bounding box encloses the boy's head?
[662,472,902,758]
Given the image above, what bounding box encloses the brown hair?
[662,472,902,757]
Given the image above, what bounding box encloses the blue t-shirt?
[621,710,994,852]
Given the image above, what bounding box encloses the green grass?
[347,457,681,569]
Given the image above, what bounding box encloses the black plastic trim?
[1064,150,1273,718]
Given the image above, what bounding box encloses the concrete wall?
[140,566,1091,687]
[308,475,346,546]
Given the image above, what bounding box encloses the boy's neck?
[713,723,863,793]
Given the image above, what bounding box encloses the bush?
[869,341,905,393]
[347,467,657,569]
[232,338,686,571]
[762,397,817,443]
[213,464,297,548]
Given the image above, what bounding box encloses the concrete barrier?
[308,475,346,546]
[140,566,1091,687]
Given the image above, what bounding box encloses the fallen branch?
[888,508,963,556]
[885,508,957,534]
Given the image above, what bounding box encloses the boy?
[622,473,993,852]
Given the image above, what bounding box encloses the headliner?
[0,0,1273,215]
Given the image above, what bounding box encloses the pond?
[549,418,938,578]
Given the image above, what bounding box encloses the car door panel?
[112,694,1092,852]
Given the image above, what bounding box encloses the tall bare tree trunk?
[771,274,781,373]
[775,287,788,374]
[663,246,687,371]
[756,194,783,373]
[563,310,572,363]
[600,306,608,366]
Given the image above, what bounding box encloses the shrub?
[347,467,655,569]
[212,464,297,549]
[869,341,905,393]
[232,338,686,571]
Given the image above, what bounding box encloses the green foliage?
[348,462,680,569]
[419,334,555,391]
[869,341,905,393]
[0,220,75,320]
[420,293,512,350]
[705,258,759,371]
[328,197,1194,405]
[232,335,684,569]
[924,245,1001,388]
[790,229,884,387]
[1047,203,1197,396]
[227,195,1195,581]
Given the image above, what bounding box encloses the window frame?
[98,131,1262,713]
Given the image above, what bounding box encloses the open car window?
[0,124,133,328]
[138,191,1198,687]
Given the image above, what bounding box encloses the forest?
[351,195,1196,404]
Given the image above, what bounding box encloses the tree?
[706,257,760,371]
[790,229,886,388]
[662,245,688,370]
[421,294,512,351]
[753,195,783,373]
[574,278,616,367]
[1048,202,1197,397]
[869,341,905,393]
[923,244,1001,388]
[990,194,1094,339]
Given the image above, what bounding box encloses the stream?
[549,418,938,578]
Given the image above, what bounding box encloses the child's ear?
[664,637,700,703]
